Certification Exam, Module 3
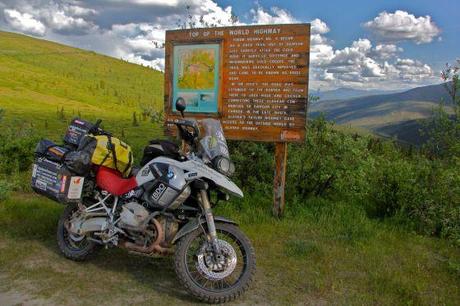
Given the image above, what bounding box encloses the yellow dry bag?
[80,135,133,177]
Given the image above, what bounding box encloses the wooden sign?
[164,24,310,142]
[164,24,311,216]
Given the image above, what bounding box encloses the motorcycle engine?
[119,202,150,229]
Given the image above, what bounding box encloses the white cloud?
[64,5,97,17]
[3,8,46,36]
[38,3,98,35]
[363,10,441,44]
[372,44,403,60]
[124,53,165,71]
[311,18,329,35]
[115,0,180,6]
[250,6,298,24]
[394,58,433,79]
[310,34,435,89]
[190,0,238,27]
[111,23,164,61]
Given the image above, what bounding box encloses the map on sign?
[173,44,219,113]
[165,24,311,142]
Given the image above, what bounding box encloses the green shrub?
[287,116,375,202]
[0,179,11,201]
[0,128,40,174]
[227,116,460,243]
[229,141,274,194]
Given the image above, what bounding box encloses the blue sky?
[0,0,458,91]
[226,0,459,73]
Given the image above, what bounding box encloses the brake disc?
[196,239,237,281]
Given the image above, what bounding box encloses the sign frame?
[164,24,311,216]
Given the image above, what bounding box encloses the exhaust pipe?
[120,218,171,254]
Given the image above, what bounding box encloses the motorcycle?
[52,99,255,303]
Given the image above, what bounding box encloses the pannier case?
[31,158,85,203]
[35,139,70,162]
[64,118,94,146]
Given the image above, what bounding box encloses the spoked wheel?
[174,223,256,303]
[57,203,98,261]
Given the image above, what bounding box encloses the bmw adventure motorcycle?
[34,100,255,303]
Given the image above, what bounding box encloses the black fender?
[171,216,238,244]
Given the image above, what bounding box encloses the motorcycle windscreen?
[199,119,229,160]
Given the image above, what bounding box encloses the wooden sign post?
[273,142,288,217]
[164,24,310,217]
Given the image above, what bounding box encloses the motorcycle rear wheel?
[57,203,98,261]
[174,223,256,303]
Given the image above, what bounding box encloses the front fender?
[171,216,237,244]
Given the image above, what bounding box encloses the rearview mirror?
[175,97,186,117]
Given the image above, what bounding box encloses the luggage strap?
[98,136,118,172]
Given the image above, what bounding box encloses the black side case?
[31,158,81,203]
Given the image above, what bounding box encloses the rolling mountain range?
[312,87,402,101]
[309,82,454,144]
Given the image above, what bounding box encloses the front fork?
[198,189,221,254]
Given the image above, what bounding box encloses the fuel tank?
[136,160,190,209]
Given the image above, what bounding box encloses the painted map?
[177,48,215,90]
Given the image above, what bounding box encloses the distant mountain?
[311,87,402,101]
[309,82,453,145]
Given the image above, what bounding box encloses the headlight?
[213,156,235,176]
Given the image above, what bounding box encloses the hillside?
[309,82,453,144]
[0,30,164,154]
[312,87,402,101]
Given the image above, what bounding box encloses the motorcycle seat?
[140,140,181,166]
[96,166,138,196]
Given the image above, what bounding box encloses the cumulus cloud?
[64,5,97,17]
[371,44,403,60]
[251,5,298,24]
[116,0,180,6]
[394,58,433,79]
[111,23,164,62]
[3,8,46,36]
[2,2,98,36]
[39,7,98,35]
[309,30,435,89]
[311,18,329,35]
[364,10,441,44]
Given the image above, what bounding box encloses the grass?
[0,194,459,305]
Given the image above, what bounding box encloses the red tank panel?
[96,166,138,196]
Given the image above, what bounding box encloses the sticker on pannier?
[35,139,70,162]
[67,176,85,199]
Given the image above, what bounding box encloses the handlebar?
[167,119,200,144]
[89,119,112,137]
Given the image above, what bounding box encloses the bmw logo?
[167,169,174,179]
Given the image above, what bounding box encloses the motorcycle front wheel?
[174,223,256,303]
